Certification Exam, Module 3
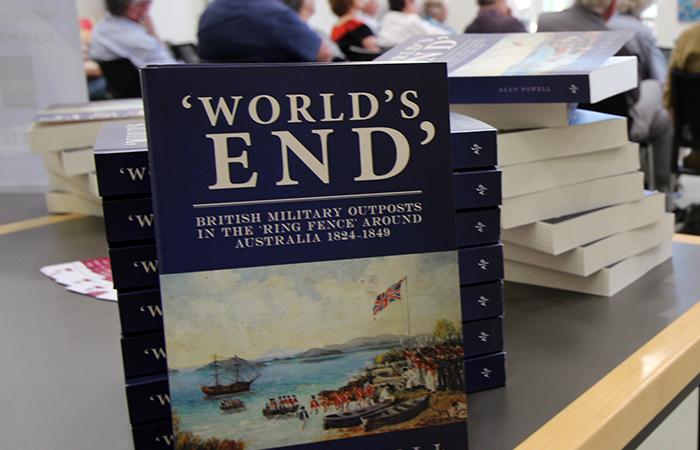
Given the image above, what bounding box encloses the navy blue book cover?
[94,122,150,197]
[449,112,496,169]
[378,31,632,103]
[142,63,469,450]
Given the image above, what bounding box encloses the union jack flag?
[372,278,405,316]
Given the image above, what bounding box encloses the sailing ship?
[201,355,261,397]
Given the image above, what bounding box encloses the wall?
[656,0,695,48]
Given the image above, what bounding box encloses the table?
[1,193,698,450]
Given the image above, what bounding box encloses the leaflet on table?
[142,62,469,450]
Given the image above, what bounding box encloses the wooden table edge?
[515,300,700,450]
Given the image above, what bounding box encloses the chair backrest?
[671,69,700,148]
[344,45,383,62]
[167,42,201,64]
[96,58,141,99]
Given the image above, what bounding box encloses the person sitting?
[538,0,676,209]
[357,0,381,34]
[330,0,381,59]
[197,0,333,63]
[464,0,526,33]
[376,0,449,49]
[664,23,700,172]
[89,0,177,68]
[423,0,456,33]
[608,0,666,82]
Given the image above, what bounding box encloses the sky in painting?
[161,251,461,369]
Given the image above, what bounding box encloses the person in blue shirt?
[197,0,333,63]
[89,0,177,68]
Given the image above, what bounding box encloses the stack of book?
[451,112,506,392]
[93,122,172,449]
[28,99,143,216]
[380,31,672,297]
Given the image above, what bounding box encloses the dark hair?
[282,0,304,12]
[105,0,132,15]
[388,0,406,11]
[477,0,496,5]
[329,0,355,16]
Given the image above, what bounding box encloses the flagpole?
[404,276,411,347]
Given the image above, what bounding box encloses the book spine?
[94,150,150,197]
[464,352,506,393]
[103,196,155,244]
[455,207,500,247]
[451,129,497,170]
[460,280,503,322]
[121,332,167,378]
[462,316,503,359]
[118,288,164,336]
[453,169,502,209]
[458,244,504,285]
[126,375,171,425]
[132,421,174,450]
[448,74,592,104]
[109,244,159,290]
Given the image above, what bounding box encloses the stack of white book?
[27,99,143,216]
[380,31,672,296]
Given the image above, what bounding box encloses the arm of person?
[361,35,381,53]
[316,40,334,62]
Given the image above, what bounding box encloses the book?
[497,109,628,167]
[459,244,504,285]
[118,288,164,335]
[501,142,640,199]
[121,332,167,378]
[377,31,637,103]
[94,121,150,197]
[502,172,645,229]
[59,147,96,176]
[28,99,143,153]
[460,281,504,322]
[455,208,500,248]
[126,374,171,425]
[453,169,502,209]
[503,214,674,276]
[450,102,573,130]
[462,317,503,359]
[449,112,497,169]
[505,241,672,297]
[464,352,506,393]
[501,192,666,255]
[108,244,158,290]
[45,191,102,216]
[142,62,471,449]
[103,196,155,244]
[46,171,99,201]
[131,421,174,450]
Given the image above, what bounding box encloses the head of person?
[362,0,379,16]
[477,0,510,15]
[106,0,152,21]
[329,0,359,16]
[388,0,416,13]
[616,0,654,18]
[575,0,618,21]
[424,0,448,22]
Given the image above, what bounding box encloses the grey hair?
[574,0,614,15]
[617,0,655,16]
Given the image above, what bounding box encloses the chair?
[167,42,201,64]
[670,70,700,175]
[95,58,142,99]
[343,45,383,62]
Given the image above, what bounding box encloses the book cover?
[449,112,497,169]
[377,31,635,103]
[33,98,143,123]
[142,63,469,449]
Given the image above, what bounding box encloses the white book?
[45,191,102,217]
[503,214,674,276]
[501,192,665,255]
[504,241,673,297]
[46,171,99,201]
[60,147,96,176]
[449,103,572,130]
[87,172,99,198]
[498,109,628,167]
[502,143,640,199]
[502,172,644,229]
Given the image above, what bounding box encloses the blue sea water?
[171,347,390,449]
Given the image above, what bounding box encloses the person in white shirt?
[90,0,177,68]
[377,0,449,48]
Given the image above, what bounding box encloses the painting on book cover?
[163,251,466,450]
